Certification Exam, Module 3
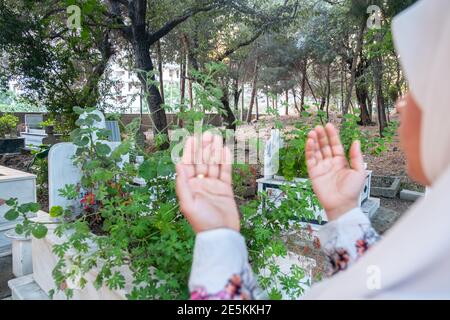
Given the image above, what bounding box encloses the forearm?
[319,207,381,275]
[189,228,260,300]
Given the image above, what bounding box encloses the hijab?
[304,0,450,299]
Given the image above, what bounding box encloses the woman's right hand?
[175,133,240,234]
[305,123,366,221]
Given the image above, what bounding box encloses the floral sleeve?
[188,228,261,300]
[318,207,381,275]
[188,208,380,300]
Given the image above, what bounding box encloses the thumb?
[349,140,364,173]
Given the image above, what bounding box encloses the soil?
[372,175,397,188]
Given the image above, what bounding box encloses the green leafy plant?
[278,112,397,181]
[0,113,19,138]
[1,198,48,238]
[240,179,321,299]
[28,145,50,205]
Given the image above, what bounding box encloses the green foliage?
[240,179,320,299]
[1,198,46,238]
[46,108,192,299]
[29,145,51,202]
[278,112,397,181]
[0,113,19,138]
[278,123,310,180]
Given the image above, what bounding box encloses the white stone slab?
[5,230,32,277]
[400,189,424,202]
[31,212,132,300]
[0,166,37,231]
[8,274,49,300]
[361,197,380,219]
[0,166,37,216]
[0,231,12,257]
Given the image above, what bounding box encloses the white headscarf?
[303,0,450,299]
[392,0,450,183]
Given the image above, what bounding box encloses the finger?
[305,138,317,169]
[211,135,223,164]
[325,123,345,157]
[195,133,210,176]
[208,135,222,179]
[181,137,196,178]
[202,138,212,164]
[192,133,203,165]
[219,146,233,184]
[349,140,365,173]
[315,125,332,159]
[182,136,195,164]
[308,130,323,162]
[176,163,194,215]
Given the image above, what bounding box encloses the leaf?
[4,209,19,221]
[49,206,64,218]
[18,202,40,213]
[73,106,84,115]
[5,198,17,207]
[95,143,111,156]
[138,159,157,181]
[32,224,48,239]
[15,224,24,234]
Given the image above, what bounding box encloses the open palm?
[176,133,239,233]
[305,124,366,221]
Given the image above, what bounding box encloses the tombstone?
[21,114,47,149]
[263,129,282,179]
[105,121,121,142]
[48,111,128,211]
[24,114,44,129]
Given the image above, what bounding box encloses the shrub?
[0,113,19,138]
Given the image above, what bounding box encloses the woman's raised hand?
[175,133,240,234]
[305,123,366,221]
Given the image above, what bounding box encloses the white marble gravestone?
[48,110,128,210]
[263,129,282,179]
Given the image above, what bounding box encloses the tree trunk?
[220,89,237,130]
[241,84,245,121]
[127,0,168,143]
[343,18,366,116]
[233,77,241,113]
[355,82,372,125]
[133,38,168,140]
[374,55,387,136]
[319,97,326,111]
[246,59,258,123]
[300,61,307,112]
[305,75,317,104]
[285,90,289,115]
[340,58,345,113]
[255,93,259,121]
[292,88,300,113]
[156,40,164,105]
[326,64,331,121]
[180,34,195,110]
[178,43,186,127]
